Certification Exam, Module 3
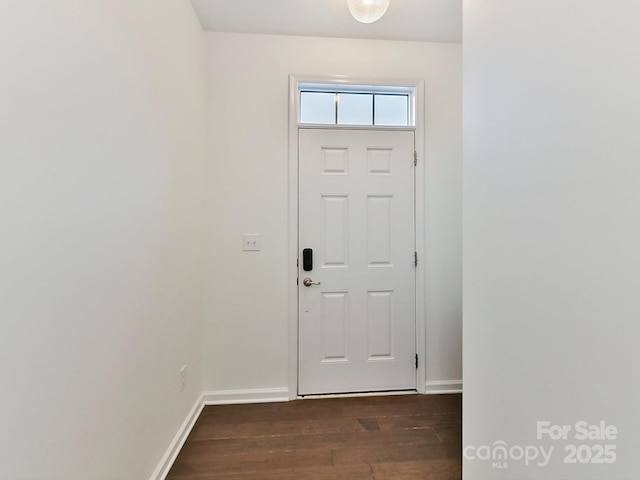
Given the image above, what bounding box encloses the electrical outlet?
[243,234,261,251]
[180,365,187,392]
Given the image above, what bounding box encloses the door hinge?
[413,151,417,166]
[414,251,418,267]
[415,354,419,369]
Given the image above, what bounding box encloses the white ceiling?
[189,0,462,43]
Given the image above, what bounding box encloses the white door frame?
[287,74,426,399]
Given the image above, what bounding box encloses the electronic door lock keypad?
[302,248,313,271]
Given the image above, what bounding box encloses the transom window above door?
[298,83,415,127]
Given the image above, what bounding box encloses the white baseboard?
[203,387,290,405]
[425,380,463,394]
[150,394,204,480]
[149,388,289,480]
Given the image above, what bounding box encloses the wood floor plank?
[167,464,375,480]
[167,393,461,480]
[372,459,462,480]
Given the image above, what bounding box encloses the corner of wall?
[150,394,205,480]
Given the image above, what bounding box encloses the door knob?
[302,277,321,287]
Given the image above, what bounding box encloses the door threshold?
[298,389,417,399]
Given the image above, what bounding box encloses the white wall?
[0,1,206,479]
[464,1,640,478]
[203,33,462,394]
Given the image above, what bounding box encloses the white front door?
[298,128,416,395]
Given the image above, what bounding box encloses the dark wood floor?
[167,393,461,480]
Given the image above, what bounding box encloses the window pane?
[374,95,409,126]
[300,92,335,124]
[337,93,373,125]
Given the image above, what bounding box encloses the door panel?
[320,291,348,361]
[298,128,416,395]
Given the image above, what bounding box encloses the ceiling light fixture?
[347,0,391,24]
